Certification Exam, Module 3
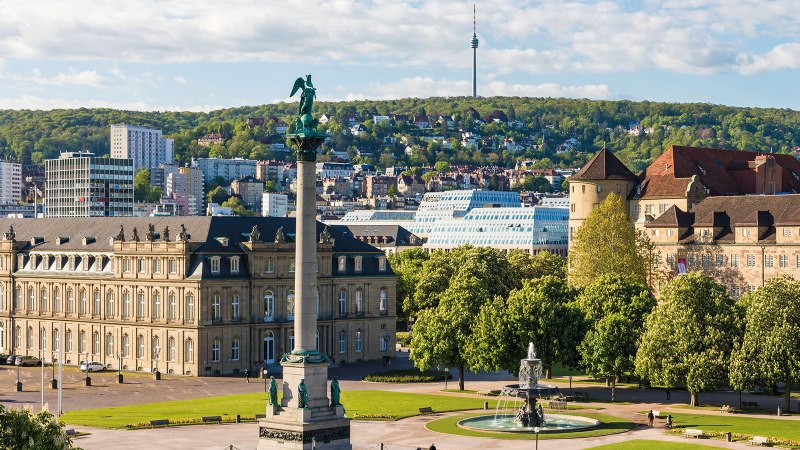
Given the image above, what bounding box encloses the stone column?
[294,157,317,354]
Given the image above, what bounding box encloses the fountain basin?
[502,383,560,398]
[458,413,601,433]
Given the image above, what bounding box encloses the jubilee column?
[258,75,351,449]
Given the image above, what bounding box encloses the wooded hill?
[1,97,799,173]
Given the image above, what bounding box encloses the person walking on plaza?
[665,387,671,400]
[647,410,654,427]
[245,369,250,383]
[429,444,437,450]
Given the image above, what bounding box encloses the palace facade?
[0,217,396,376]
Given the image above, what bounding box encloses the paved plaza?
[1,353,798,449]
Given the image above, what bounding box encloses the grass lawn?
[425,412,634,440]
[670,412,800,443]
[60,390,499,428]
[587,439,717,449]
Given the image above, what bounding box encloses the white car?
[80,361,105,372]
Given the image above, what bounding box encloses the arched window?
[53,328,60,351]
[137,292,145,319]
[14,286,21,310]
[122,291,130,318]
[186,294,195,321]
[288,329,295,352]
[27,287,35,311]
[168,337,176,362]
[40,327,46,351]
[14,325,21,349]
[263,290,275,320]
[339,330,347,354]
[168,293,176,320]
[107,291,115,317]
[92,331,100,355]
[338,289,347,316]
[66,289,74,314]
[286,290,295,319]
[40,288,48,312]
[65,329,73,353]
[212,339,221,362]
[53,288,61,313]
[263,331,275,363]
[355,330,363,353]
[136,335,144,359]
[79,330,87,354]
[231,338,240,361]
[106,333,114,356]
[93,290,101,316]
[379,288,388,312]
[122,334,130,357]
[153,291,161,319]
[231,294,240,320]
[184,338,194,362]
[152,336,160,360]
[27,326,34,349]
[79,289,87,315]
[355,289,363,315]
[380,335,388,351]
[212,294,221,321]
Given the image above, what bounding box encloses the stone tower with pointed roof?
[568,148,639,246]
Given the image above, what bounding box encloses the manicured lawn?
[670,412,800,442]
[60,390,499,428]
[588,439,716,449]
[425,412,634,440]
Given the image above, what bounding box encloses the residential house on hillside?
[198,133,225,147]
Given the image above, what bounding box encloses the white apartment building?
[45,151,134,217]
[262,193,289,217]
[192,158,257,183]
[165,167,205,216]
[316,162,355,179]
[110,124,174,171]
[0,161,22,204]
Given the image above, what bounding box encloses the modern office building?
[411,189,521,237]
[110,124,174,171]
[262,193,289,218]
[0,161,22,205]
[192,158,257,183]
[44,152,134,218]
[424,206,568,256]
[0,216,396,376]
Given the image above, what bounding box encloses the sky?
[1,0,800,112]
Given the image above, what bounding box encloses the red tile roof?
[571,148,638,181]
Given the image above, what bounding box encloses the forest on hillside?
[1,97,799,173]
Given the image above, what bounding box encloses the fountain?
[457,343,600,433]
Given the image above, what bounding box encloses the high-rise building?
[471,4,479,98]
[165,167,205,216]
[110,124,174,171]
[262,193,288,217]
[45,151,134,217]
[0,161,22,205]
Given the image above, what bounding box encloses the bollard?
[16,381,22,392]
[726,432,732,442]
[236,414,241,423]
[484,401,489,410]
[51,379,58,389]
[777,406,782,416]
[154,370,161,381]
[85,376,91,387]
[118,374,124,384]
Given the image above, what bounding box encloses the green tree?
[133,169,161,203]
[468,276,583,379]
[730,277,800,411]
[580,313,638,401]
[574,274,655,324]
[434,161,450,173]
[0,404,79,449]
[569,192,646,287]
[387,184,399,197]
[264,180,277,193]
[506,250,566,281]
[410,274,489,390]
[206,186,230,205]
[221,196,257,216]
[387,248,430,324]
[635,272,740,406]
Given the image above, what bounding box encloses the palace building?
[0,217,396,376]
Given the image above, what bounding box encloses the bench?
[255,414,266,419]
[720,405,734,413]
[742,401,759,408]
[418,407,434,415]
[149,419,170,428]
[202,416,222,424]
[684,428,703,439]
[652,410,661,419]
[751,436,770,446]
[548,401,568,410]
[65,429,76,436]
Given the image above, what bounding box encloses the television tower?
[471,4,479,97]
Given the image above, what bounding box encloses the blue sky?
[1,0,800,111]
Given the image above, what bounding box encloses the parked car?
[0,354,9,365]
[80,361,105,372]
[5,354,16,365]
[15,356,41,367]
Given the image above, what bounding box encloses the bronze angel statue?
[290,75,319,132]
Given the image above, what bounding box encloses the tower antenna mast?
[471,4,479,98]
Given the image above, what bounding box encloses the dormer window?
[338,256,346,272]
[742,229,751,237]
[378,256,387,272]
[230,256,240,274]
[354,256,363,272]
[55,255,63,270]
[216,237,229,247]
[784,228,792,237]
[95,256,103,271]
[210,257,221,274]
[68,256,76,271]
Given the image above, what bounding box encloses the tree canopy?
[730,277,800,410]
[569,193,647,287]
[635,272,740,406]
[133,169,161,203]
[0,404,78,450]
[387,248,430,323]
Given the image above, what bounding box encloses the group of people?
[646,410,672,429]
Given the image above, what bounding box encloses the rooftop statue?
[289,75,322,135]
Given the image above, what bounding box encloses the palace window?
[137,292,145,319]
[784,228,793,237]
[169,258,177,274]
[106,333,114,357]
[210,257,220,274]
[339,330,346,354]
[153,291,161,319]
[779,255,788,268]
[701,254,711,268]
[137,335,144,359]
[79,289,87,315]
[264,290,275,320]
[153,258,161,273]
[230,257,240,274]
[93,290,101,316]
[122,334,129,357]
[122,291,130,318]
[354,256,363,272]
[265,258,275,273]
[765,255,774,268]
[355,289,363,315]
[185,338,194,362]
[168,337,176,362]
[123,257,131,273]
[53,288,61,313]
[730,254,739,268]
[27,287,34,311]
[186,294,195,321]
[231,338,240,361]
[378,256,387,272]
[152,336,160,360]
[287,290,295,319]
[742,228,751,237]
[338,257,346,272]
[212,339,221,362]
[667,229,674,237]
[288,258,295,273]
[168,293,176,320]
[231,294,240,320]
[747,254,756,267]
[107,291,114,317]
[212,295,221,321]
[380,335,388,351]
[79,330,87,354]
[338,289,347,316]
[379,288,388,313]
[40,288,47,312]
[65,329,73,353]
[92,331,100,355]
[716,254,724,267]
[355,330,363,353]
[138,258,145,273]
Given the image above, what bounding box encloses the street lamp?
[444,367,450,391]
[117,352,123,384]
[569,375,573,397]
[154,347,161,381]
[84,352,91,386]
[51,352,57,389]
[534,426,540,450]
[16,360,22,392]
[263,369,269,392]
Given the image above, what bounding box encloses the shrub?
[362,369,453,383]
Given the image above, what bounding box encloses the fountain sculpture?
[501,342,559,427]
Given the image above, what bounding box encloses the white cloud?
[0,0,797,76]
[173,75,187,85]
[737,43,800,74]
[52,70,108,86]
